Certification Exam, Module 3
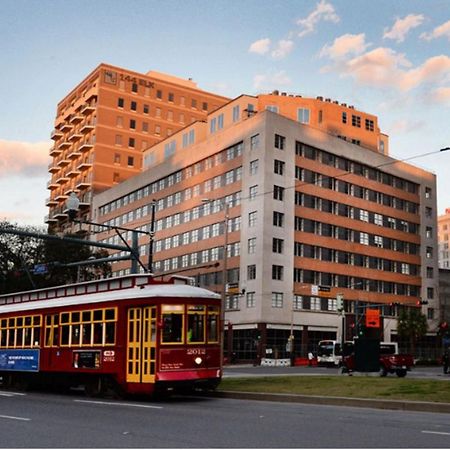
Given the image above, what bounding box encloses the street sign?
[311,285,319,295]
[33,264,48,275]
[365,309,380,328]
[226,283,240,294]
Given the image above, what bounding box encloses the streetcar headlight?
[195,357,202,365]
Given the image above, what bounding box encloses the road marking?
[74,399,163,409]
[0,415,30,421]
[0,391,26,397]
[422,431,450,436]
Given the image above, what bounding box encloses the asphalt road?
[0,389,449,448]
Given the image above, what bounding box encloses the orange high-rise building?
[45,63,230,228]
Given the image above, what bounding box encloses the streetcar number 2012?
[187,348,206,355]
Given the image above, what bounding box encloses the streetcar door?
[126,306,157,383]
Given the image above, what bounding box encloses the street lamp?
[202,198,230,364]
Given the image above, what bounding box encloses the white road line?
[0,391,26,397]
[74,399,163,409]
[422,431,450,436]
[0,415,30,421]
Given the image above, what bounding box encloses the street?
[0,388,449,448]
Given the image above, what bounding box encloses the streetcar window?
[61,313,70,324]
[187,305,205,343]
[45,314,59,347]
[93,323,103,345]
[0,315,42,349]
[76,286,85,295]
[207,306,219,343]
[161,306,184,344]
[93,310,102,321]
[82,323,92,345]
[82,311,91,322]
[105,322,115,344]
[61,325,70,345]
[105,309,115,321]
[67,287,75,296]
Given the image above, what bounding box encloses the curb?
[212,390,450,414]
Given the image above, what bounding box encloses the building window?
[116,116,123,127]
[426,227,433,238]
[310,297,321,311]
[425,187,432,199]
[191,99,197,109]
[249,211,257,227]
[342,112,347,124]
[427,308,434,320]
[351,115,361,127]
[273,185,285,201]
[297,108,310,124]
[128,138,135,148]
[168,92,174,102]
[117,98,124,108]
[115,135,122,146]
[360,232,369,245]
[249,185,258,200]
[130,119,136,129]
[293,295,303,310]
[266,105,278,113]
[365,119,374,131]
[127,156,134,166]
[426,267,434,278]
[273,211,284,227]
[156,90,162,99]
[232,105,240,122]
[250,159,258,175]
[271,292,283,308]
[427,287,434,299]
[246,292,256,308]
[251,134,260,150]
[247,265,256,280]
[274,134,285,150]
[272,265,283,280]
[218,114,224,130]
[274,159,285,175]
[248,238,256,254]
[132,83,138,93]
[426,246,433,258]
[143,104,149,114]
[272,238,283,254]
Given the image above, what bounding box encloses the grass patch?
[219,376,450,403]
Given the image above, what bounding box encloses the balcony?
[47,179,59,190]
[81,103,96,115]
[77,157,93,170]
[68,132,83,142]
[48,161,59,173]
[80,121,95,133]
[79,141,94,152]
[45,197,58,206]
[76,177,92,190]
[45,215,58,224]
[56,172,70,184]
[57,140,71,150]
[60,123,73,133]
[53,207,68,219]
[50,129,63,140]
[79,191,92,206]
[67,167,81,178]
[56,155,70,167]
[70,113,83,124]
[49,147,62,157]
[55,191,69,201]
[68,148,82,159]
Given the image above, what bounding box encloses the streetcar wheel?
[396,369,407,378]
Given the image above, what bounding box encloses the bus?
[0,274,221,397]
[317,340,354,366]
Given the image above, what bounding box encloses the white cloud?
[429,86,450,105]
[253,71,292,91]
[420,19,450,41]
[0,140,51,177]
[383,14,425,42]
[271,40,294,59]
[319,33,369,60]
[323,45,450,92]
[249,38,271,55]
[387,119,426,134]
[296,0,340,38]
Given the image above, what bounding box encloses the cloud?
[420,19,450,41]
[319,33,369,60]
[249,38,271,55]
[383,14,425,42]
[323,45,450,92]
[296,0,340,38]
[253,71,292,91]
[271,40,294,59]
[429,86,450,105]
[387,119,426,134]
[0,140,51,177]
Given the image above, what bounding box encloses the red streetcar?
[0,274,222,396]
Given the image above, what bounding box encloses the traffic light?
[336,294,344,313]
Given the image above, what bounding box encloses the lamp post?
[148,199,157,273]
[202,198,230,364]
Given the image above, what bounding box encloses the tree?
[397,307,428,356]
[0,221,112,294]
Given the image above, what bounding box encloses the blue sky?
[1,0,450,225]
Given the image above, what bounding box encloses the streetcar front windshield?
[318,342,334,356]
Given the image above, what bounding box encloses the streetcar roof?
[0,283,220,315]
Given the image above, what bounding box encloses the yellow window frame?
[161,304,185,345]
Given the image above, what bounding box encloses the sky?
[1,0,450,226]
